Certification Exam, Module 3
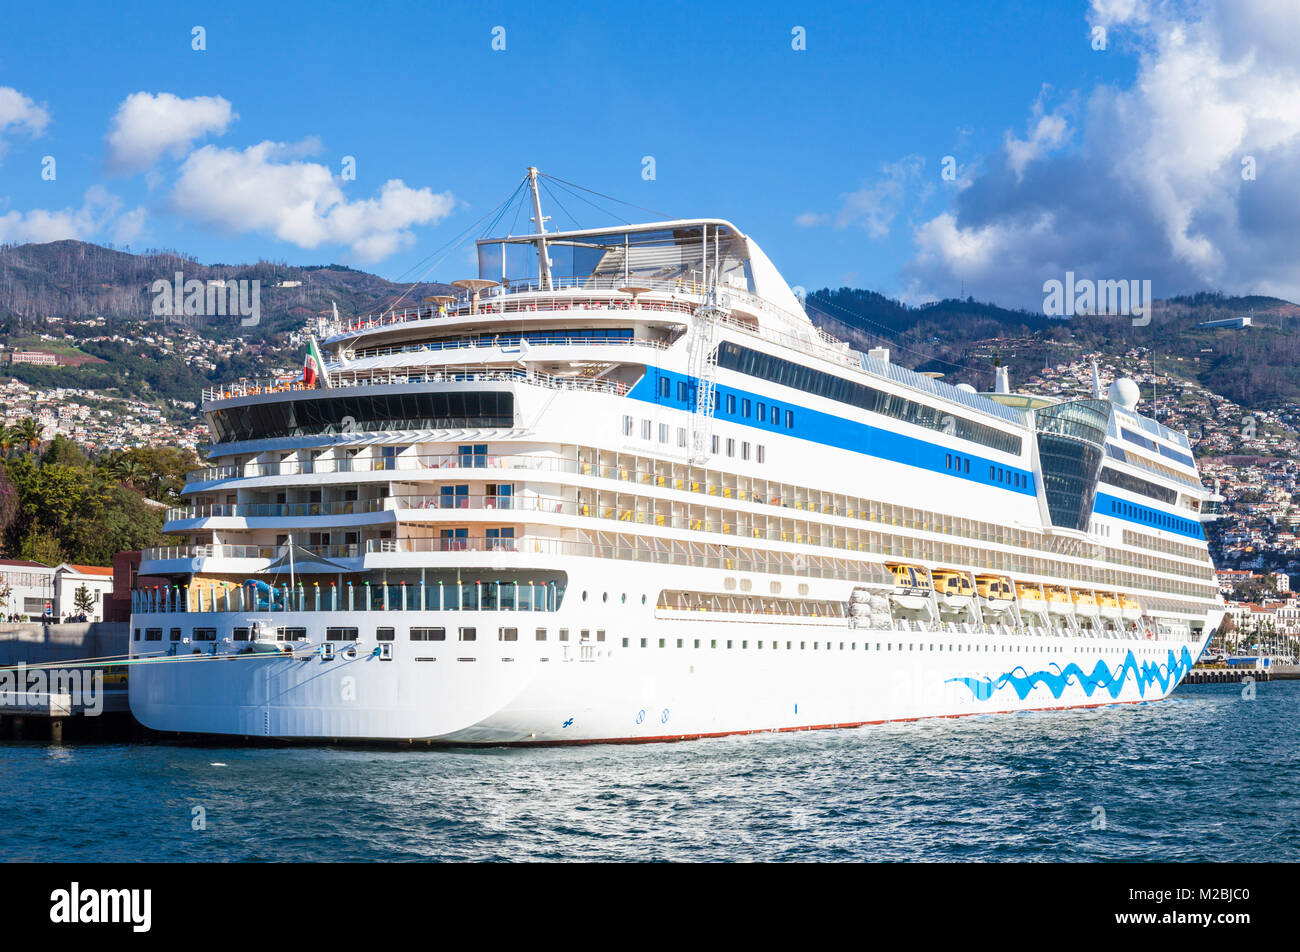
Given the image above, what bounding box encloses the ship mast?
[526,166,552,291]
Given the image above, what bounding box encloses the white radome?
[1108,378,1141,410]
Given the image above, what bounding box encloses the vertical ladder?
[688,287,725,464]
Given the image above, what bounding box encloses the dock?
[0,622,134,741]
[1181,662,1300,685]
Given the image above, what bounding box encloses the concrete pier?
[0,622,133,741]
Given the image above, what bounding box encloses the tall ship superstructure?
[128,169,1225,743]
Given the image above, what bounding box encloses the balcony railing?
[166,499,386,521]
[131,576,560,615]
[142,543,360,562]
[202,366,629,405]
[187,451,568,484]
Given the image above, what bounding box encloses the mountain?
[0,239,457,336]
[805,287,1300,406]
[3,238,1300,409]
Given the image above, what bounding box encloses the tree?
[0,425,14,457]
[14,418,43,454]
[73,583,95,616]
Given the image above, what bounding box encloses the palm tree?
[0,424,13,457]
[14,418,42,454]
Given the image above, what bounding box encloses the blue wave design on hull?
[946,646,1196,702]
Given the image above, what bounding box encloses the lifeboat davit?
[1071,588,1101,617]
[887,563,932,611]
[1046,586,1074,615]
[976,574,1015,613]
[933,569,975,611]
[1097,591,1123,620]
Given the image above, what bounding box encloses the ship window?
[677,381,688,402]
[726,439,735,457]
[742,398,752,417]
[559,628,569,641]
[145,628,163,641]
[659,424,669,443]
[232,627,249,641]
[641,419,651,439]
[596,630,606,642]
[326,627,358,641]
[458,627,477,642]
[742,442,750,461]
[711,435,720,453]
[535,628,547,641]
[726,393,736,414]
[410,627,445,641]
[658,376,670,398]
[770,404,780,423]
[169,628,181,642]
[757,445,766,463]
[133,628,140,641]
[622,637,629,647]
[677,427,687,448]
[376,628,395,642]
[499,627,518,641]
[622,415,633,436]
[786,409,794,428]
[193,628,216,641]
[277,627,307,641]
[756,402,765,421]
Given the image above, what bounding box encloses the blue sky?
[1,0,1295,308]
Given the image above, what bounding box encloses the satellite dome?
[955,383,977,393]
[1108,378,1140,410]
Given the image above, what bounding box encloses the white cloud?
[105,92,236,174]
[0,186,123,244]
[798,155,926,239]
[169,141,456,260]
[1004,87,1073,180]
[0,87,51,157]
[903,0,1300,307]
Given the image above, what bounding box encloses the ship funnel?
[995,365,1010,394]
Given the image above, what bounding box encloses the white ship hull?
[128,606,1219,744]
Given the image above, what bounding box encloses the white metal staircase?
[687,287,726,464]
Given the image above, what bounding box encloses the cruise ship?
[128,168,1225,744]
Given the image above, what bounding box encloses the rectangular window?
[458,627,477,642]
[726,438,735,457]
[658,376,670,398]
[326,627,359,641]
[410,627,446,641]
[231,627,249,642]
[499,627,518,642]
[677,427,687,448]
[622,415,633,436]
[711,434,720,453]
[726,393,736,414]
[641,419,651,440]
[742,398,751,417]
[145,628,163,641]
[277,627,307,642]
[169,628,182,642]
[535,628,547,641]
[785,409,794,428]
[770,404,780,424]
[133,628,140,642]
[741,441,750,461]
[677,381,689,402]
[756,403,765,422]
[376,627,395,642]
[193,628,216,641]
[596,630,606,642]
[659,423,669,443]
[757,445,766,463]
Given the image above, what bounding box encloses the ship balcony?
[200,365,633,410]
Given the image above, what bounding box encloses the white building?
[53,564,115,621]
[0,559,55,618]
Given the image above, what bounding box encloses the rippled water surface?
[2,682,1296,861]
